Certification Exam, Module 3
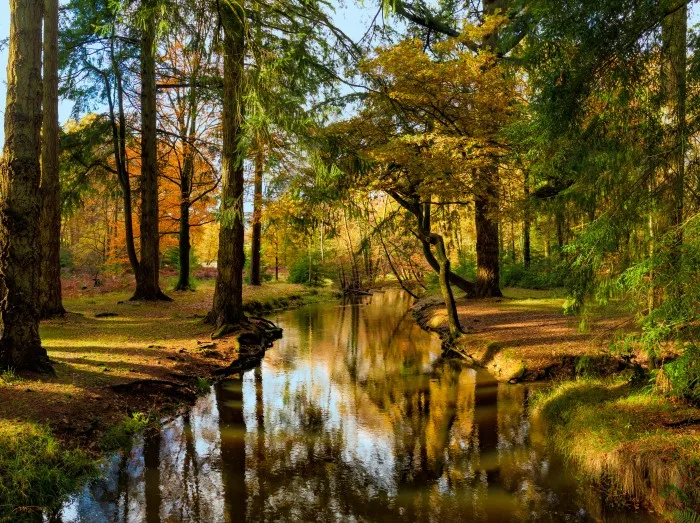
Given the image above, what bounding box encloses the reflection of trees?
[60,290,624,522]
[216,377,247,521]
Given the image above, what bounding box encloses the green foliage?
[99,412,158,452]
[0,423,97,521]
[288,252,328,286]
[656,345,700,404]
[162,245,200,271]
[195,377,212,394]
[0,368,23,385]
[500,258,566,290]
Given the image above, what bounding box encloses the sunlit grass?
[532,378,700,514]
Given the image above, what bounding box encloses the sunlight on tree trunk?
[0,0,51,371]
[209,0,246,332]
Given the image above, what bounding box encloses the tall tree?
[0,0,51,371]
[39,0,66,318]
[249,144,264,286]
[208,0,247,333]
[133,0,171,301]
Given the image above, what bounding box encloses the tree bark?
[660,3,686,250]
[132,1,170,301]
[0,0,51,371]
[39,0,65,319]
[429,233,463,338]
[208,0,246,330]
[388,190,476,296]
[175,123,196,291]
[249,147,264,286]
[523,169,531,269]
[474,167,503,297]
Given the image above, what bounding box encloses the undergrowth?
[0,422,97,521]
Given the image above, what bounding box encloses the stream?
[56,289,655,522]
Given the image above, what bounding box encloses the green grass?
[532,378,700,515]
[99,412,159,452]
[0,422,97,521]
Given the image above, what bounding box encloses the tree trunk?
[660,3,686,254]
[132,1,170,301]
[176,193,192,291]
[430,233,463,338]
[175,121,196,291]
[388,190,476,296]
[249,148,264,286]
[474,167,502,297]
[39,0,65,319]
[0,0,51,371]
[523,169,531,269]
[208,1,246,330]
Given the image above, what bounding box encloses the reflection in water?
[58,290,656,522]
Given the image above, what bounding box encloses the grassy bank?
[532,378,700,518]
[0,278,336,518]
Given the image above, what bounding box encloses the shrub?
[289,253,328,286]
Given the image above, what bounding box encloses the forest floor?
[413,287,638,382]
[0,276,336,452]
[413,288,700,516]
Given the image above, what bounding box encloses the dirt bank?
[0,281,335,452]
[412,289,636,382]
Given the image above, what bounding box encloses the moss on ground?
[532,378,700,517]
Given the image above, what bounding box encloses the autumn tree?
[0,0,51,371]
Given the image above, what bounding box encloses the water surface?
[57,290,654,522]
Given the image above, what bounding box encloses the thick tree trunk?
[474,167,502,297]
[249,148,264,286]
[0,0,51,371]
[39,0,65,319]
[208,1,246,330]
[132,2,170,301]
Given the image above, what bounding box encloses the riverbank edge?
[411,296,630,383]
[411,295,700,520]
[0,285,337,520]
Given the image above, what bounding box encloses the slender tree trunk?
[39,0,65,319]
[523,169,531,269]
[661,3,687,254]
[133,2,170,301]
[249,148,264,286]
[175,121,196,291]
[430,233,463,338]
[474,167,502,297]
[209,0,246,332]
[389,191,476,296]
[176,194,192,291]
[0,0,51,371]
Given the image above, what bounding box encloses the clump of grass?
[194,377,212,394]
[99,412,158,452]
[0,422,97,521]
[0,368,23,385]
[532,378,700,516]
